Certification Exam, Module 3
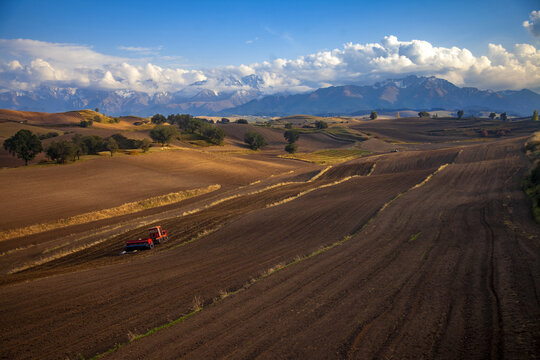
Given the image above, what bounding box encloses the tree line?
[151,113,225,145]
[3,130,151,165]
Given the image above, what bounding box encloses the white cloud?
[523,10,540,37]
[0,36,539,94]
[118,45,162,52]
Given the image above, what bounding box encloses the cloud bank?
[1,36,539,95]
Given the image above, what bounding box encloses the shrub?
[79,119,93,127]
[38,132,59,140]
[46,140,77,164]
[236,119,248,124]
[201,124,225,144]
[285,143,298,154]
[151,114,167,124]
[284,129,300,144]
[244,131,267,150]
[315,120,328,129]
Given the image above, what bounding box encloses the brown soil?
[0,118,538,360]
[0,148,305,230]
[0,109,84,125]
[106,137,540,360]
[219,123,353,151]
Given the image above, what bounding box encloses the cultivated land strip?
[0,159,427,359]
[0,185,221,242]
[1,138,539,359]
[91,160,449,359]
[106,138,540,360]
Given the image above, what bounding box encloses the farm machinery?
[123,226,168,252]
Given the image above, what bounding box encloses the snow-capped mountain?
[1,76,538,116]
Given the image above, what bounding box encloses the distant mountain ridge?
[0,74,264,116]
[0,75,538,116]
[219,76,540,116]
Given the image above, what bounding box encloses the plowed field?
[0,125,538,359]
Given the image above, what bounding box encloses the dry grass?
[367,163,376,176]
[8,234,116,274]
[410,164,449,190]
[266,175,359,208]
[0,185,221,242]
[191,295,203,312]
[262,262,286,277]
[280,149,370,165]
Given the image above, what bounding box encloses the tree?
[150,125,179,146]
[244,132,267,150]
[3,129,43,165]
[106,137,118,157]
[284,123,293,129]
[200,124,225,144]
[284,129,300,144]
[235,119,248,124]
[533,109,539,121]
[285,143,298,154]
[79,119,93,127]
[315,120,328,129]
[46,140,77,164]
[457,110,464,119]
[501,112,508,122]
[489,112,496,120]
[185,118,202,133]
[151,114,167,124]
[418,111,430,118]
[93,115,101,123]
[220,118,230,124]
[140,138,152,152]
[81,135,105,155]
[95,108,99,113]
[370,111,378,120]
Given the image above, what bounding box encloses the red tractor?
[124,226,168,252]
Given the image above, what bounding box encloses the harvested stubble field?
[0,115,539,360]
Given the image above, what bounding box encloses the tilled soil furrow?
[105,138,539,360]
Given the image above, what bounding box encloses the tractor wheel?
[149,243,154,249]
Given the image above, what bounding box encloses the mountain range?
[1,75,539,117]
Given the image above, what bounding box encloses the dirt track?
[0,136,539,359]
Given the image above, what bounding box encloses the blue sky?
[0,0,539,93]
[1,0,537,66]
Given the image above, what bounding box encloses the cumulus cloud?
[0,36,539,95]
[523,10,540,37]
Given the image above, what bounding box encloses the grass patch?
[280,149,370,165]
[0,185,221,242]
[408,232,421,242]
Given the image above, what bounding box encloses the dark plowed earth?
[108,138,539,360]
[1,137,539,360]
